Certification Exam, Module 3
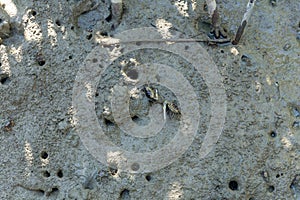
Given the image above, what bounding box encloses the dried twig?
[100,37,231,46]
[232,0,256,45]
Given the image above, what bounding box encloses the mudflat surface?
[0,0,299,199]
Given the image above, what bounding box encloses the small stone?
[292,121,300,128]
[230,47,239,56]
[58,120,68,131]
[270,0,277,6]
[292,107,300,118]
[241,54,252,66]
[297,32,300,41]
[283,43,291,51]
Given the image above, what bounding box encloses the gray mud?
[0,0,299,199]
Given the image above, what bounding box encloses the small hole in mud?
[131,116,139,122]
[269,131,277,138]
[71,26,74,30]
[95,92,99,97]
[100,32,108,36]
[43,170,51,177]
[126,69,138,80]
[268,185,275,192]
[0,76,10,85]
[0,18,2,23]
[290,174,300,190]
[57,169,63,178]
[41,151,48,159]
[120,189,130,199]
[241,54,249,61]
[131,162,140,171]
[90,1,96,8]
[109,167,118,176]
[292,121,299,128]
[38,60,46,66]
[55,20,61,26]
[31,10,37,16]
[104,119,114,126]
[92,58,98,63]
[105,13,112,22]
[38,189,45,194]
[228,180,238,191]
[220,49,224,53]
[145,174,151,181]
[51,187,59,192]
[203,3,208,11]
[69,55,73,59]
[86,34,93,40]
[276,174,280,178]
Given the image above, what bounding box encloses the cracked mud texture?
[0,0,299,199]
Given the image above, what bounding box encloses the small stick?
[232,0,256,45]
[100,37,231,46]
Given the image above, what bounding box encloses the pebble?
[58,120,69,131]
[292,121,300,128]
[270,0,277,6]
[292,107,300,118]
[283,43,291,51]
[241,54,252,66]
